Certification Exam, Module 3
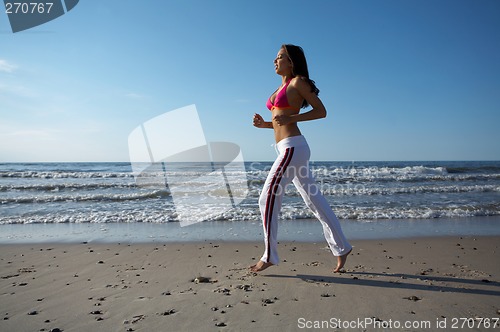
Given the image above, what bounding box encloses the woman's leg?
[253,147,296,270]
[290,145,352,270]
[293,174,352,256]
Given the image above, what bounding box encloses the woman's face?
[274,48,293,75]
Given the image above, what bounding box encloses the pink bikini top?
[266,79,292,110]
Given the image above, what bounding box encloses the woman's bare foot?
[249,260,274,272]
[333,248,352,273]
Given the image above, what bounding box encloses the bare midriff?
[271,107,302,143]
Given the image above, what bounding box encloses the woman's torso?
[267,78,302,142]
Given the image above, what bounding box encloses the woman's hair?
[282,44,320,108]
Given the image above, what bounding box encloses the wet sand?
[1,236,499,331]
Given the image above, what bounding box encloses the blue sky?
[1,0,499,162]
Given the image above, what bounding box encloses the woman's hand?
[253,113,268,128]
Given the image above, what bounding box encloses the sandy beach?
[1,236,499,332]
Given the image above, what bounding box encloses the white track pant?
[259,135,352,265]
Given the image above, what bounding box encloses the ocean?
[1,161,499,243]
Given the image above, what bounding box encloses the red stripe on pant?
[264,147,294,263]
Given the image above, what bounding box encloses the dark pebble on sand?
[160,309,176,316]
[404,296,421,302]
[215,322,227,327]
[97,261,104,264]
[90,310,102,315]
[161,291,171,296]
[27,310,38,315]
[193,276,210,283]
[50,328,62,332]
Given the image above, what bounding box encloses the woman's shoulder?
[291,76,311,89]
[292,75,308,82]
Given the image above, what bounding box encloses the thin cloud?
[0,59,17,73]
[0,126,60,140]
[6,130,54,138]
[0,83,35,98]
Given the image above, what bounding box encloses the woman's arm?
[253,113,273,129]
[273,78,327,126]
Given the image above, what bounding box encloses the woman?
[250,44,352,273]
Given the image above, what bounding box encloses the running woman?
[250,44,352,273]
